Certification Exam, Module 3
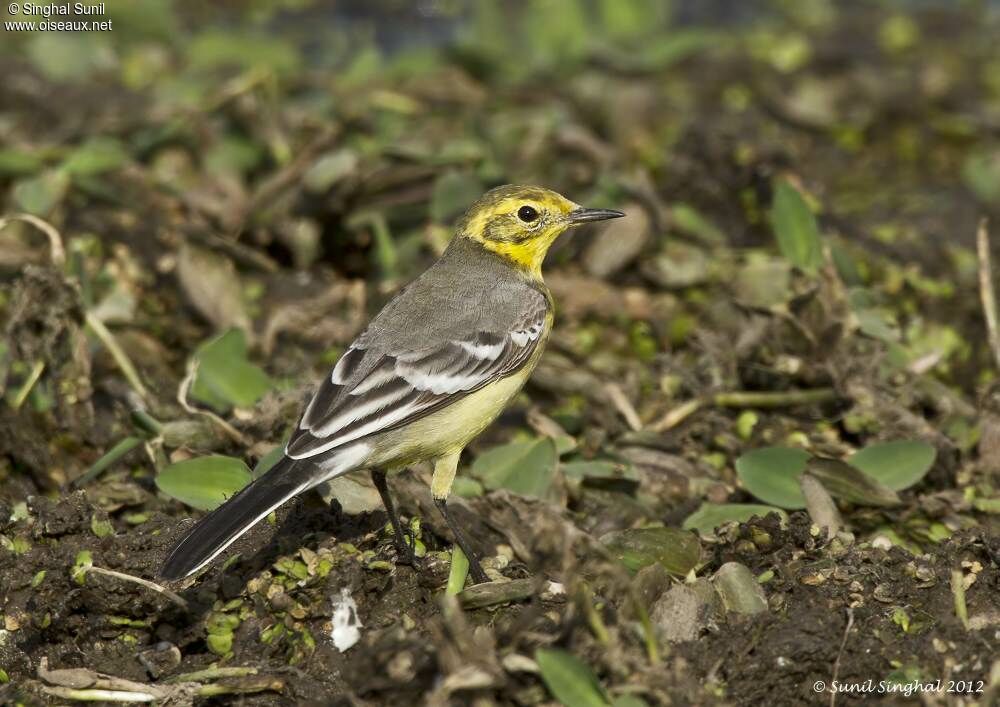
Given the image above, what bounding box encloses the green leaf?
[252,444,285,478]
[156,455,252,511]
[303,149,359,193]
[535,648,610,707]
[471,437,558,498]
[61,137,129,177]
[189,328,272,412]
[188,30,301,75]
[430,170,483,223]
[963,152,1000,204]
[451,477,484,498]
[735,447,811,509]
[206,631,233,656]
[12,169,69,216]
[769,180,823,272]
[849,441,936,491]
[71,550,93,585]
[805,457,901,507]
[446,547,470,596]
[0,149,43,178]
[670,203,725,244]
[600,527,702,575]
[682,503,787,535]
[204,136,263,177]
[27,33,111,81]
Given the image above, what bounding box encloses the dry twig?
[977,218,1000,371]
[177,358,248,446]
[83,566,189,612]
[0,213,65,266]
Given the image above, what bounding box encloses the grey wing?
[284,290,548,460]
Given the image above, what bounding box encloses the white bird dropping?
[330,588,362,652]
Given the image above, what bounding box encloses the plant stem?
[73,436,143,488]
[85,311,149,402]
[976,218,1000,372]
[951,569,969,630]
[653,387,837,431]
[458,578,535,609]
[0,213,65,266]
[164,666,258,684]
[11,360,45,410]
[84,566,188,611]
[41,687,157,702]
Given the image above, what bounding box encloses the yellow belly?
[366,363,534,468]
[365,310,552,468]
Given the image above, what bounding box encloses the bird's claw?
[394,528,421,567]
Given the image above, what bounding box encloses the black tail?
[159,456,316,580]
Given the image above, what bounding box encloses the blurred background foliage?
[4,0,1000,702]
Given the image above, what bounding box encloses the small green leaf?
[849,441,936,491]
[156,455,252,511]
[451,477,484,498]
[430,170,483,223]
[206,631,233,656]
[188,30,301,75]
[471,437,558,498]
[735,446,811,509]
[963,152,1000,204]
[12,169,69,216]
[71,550,93,585]
[446,547,470,596]
[769,180,823,272]
[189,328,272,412]
[0,149,43,178]
[28,33,110,81]
[252,444,285,478]
[682,503,787,535]
[61,137,129,177]
[535,648,610,707]
[600,527,702,575]
[670,202,725,244]
[90,514,115,538]
[303,149,359,193]
[805,457,901,507]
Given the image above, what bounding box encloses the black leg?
[370,469,418,565]
[434,497,489,584]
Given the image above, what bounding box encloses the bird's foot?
[391,525,422,568]
[466,555,490,585]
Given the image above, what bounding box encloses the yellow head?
[455,184,624,278]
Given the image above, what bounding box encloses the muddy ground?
[3,1,1000,705]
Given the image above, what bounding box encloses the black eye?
[517,205,539,223]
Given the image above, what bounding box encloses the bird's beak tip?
[567,207,626,224]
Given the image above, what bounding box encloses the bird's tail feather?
[159,449,359,580]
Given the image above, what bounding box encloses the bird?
[159,185,624,583]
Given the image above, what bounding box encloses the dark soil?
[2,486,998,705]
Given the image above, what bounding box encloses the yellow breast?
[367,313,553,467]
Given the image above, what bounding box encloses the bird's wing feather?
[285,286,548,460]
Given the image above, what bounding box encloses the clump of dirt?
[682,514,1000,704]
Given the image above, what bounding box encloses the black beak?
[568,207,625,224]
